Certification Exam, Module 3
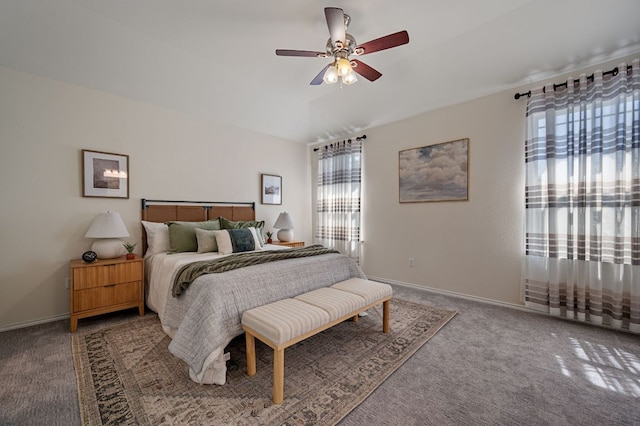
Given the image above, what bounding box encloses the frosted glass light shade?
[323,65,339,84]
[336,57,351,77]
[274,212,295,242]
[85,211,130,259]
[342,69,358,85]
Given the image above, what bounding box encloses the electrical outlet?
[409,258,415,267]
[65,277,70,289]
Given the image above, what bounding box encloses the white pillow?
[248,227,262,250]
[195,228,219,253]
[141,220,170,255]
[214,227,262,255]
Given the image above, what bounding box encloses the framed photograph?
[82,149,129,198]
[261,174,282,205]
[399,138,469,203]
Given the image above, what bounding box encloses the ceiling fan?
[276,7,409,86]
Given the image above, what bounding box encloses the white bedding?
[144,245,365,385]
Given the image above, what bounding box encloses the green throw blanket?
[172,244,340,296]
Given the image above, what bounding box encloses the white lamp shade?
[274,212,295,242]
[273,212,294,230]
[85,211,129,259]
[85,211,129,238]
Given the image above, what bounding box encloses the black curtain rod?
[313,134,366,151]
[514,64,633,100]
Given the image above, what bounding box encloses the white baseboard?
[366,276,534,313]
[0,313,69,333]
[368,276,639,335]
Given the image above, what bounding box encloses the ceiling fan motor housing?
[326,33,357,57]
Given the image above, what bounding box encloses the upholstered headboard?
[140,198,256,254]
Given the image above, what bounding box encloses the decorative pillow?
[167,219,221,252]
[246,227,262,250]
[214,228,261,255]
[141,221,170,255]
[219,217,266,245]
[195,228,219,253]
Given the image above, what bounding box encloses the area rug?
[72,299,456,425]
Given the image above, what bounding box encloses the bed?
[141,199,366,385]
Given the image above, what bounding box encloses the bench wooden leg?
[383,300,390,333]
[245,332,256,377]
[273,348,285,404]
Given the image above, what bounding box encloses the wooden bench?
[241,277,392,403]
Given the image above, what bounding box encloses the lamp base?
[92,239,125,259]
[277,229,294,242]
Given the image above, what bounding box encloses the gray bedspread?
[172,245,340,296]
[164,252,365,383]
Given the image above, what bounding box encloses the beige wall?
[361,91,526,304]
[0,66,310,330]
[316,54,639,307]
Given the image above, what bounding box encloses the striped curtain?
[523,59,640,333]
[316,139,362,263]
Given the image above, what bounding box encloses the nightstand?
[69,255,144,332]
[271,241,304,248]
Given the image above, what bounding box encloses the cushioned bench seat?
[241,278,392,403]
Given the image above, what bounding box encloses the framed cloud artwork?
[399,138,469,203]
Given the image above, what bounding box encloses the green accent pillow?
[168,219,221,252]
[219,217,265,245]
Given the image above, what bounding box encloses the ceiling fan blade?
[325,7,346,46]
[310,63,331,85]
[276,49,326,58]
[351,59,382,82]
[356,30,409,55]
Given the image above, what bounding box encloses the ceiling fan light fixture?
[276,7,409,87]
[323,65,339,84]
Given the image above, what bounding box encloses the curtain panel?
[316,139,362,263]
[523,59,640,333]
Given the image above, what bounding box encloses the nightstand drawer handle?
[104,284,117,288]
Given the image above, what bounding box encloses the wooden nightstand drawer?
[73,281,142,312]
[70,255,145,332]
[73,262,143,290]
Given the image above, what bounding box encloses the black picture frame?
[82,149,129,199]
[261,174,282,205]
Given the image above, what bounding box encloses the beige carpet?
[72,299,456,425]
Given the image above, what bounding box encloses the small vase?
[126,253,135,260]
[267,239,273,244]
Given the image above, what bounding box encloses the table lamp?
[273,212,295,242]
[84,211,130,259]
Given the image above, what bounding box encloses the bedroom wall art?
[82,149,129,198]
[261,173,282,205]
[399,138,469,203]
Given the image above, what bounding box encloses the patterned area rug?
[72,299,456,425]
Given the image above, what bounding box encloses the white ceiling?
[1,0,639,144]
